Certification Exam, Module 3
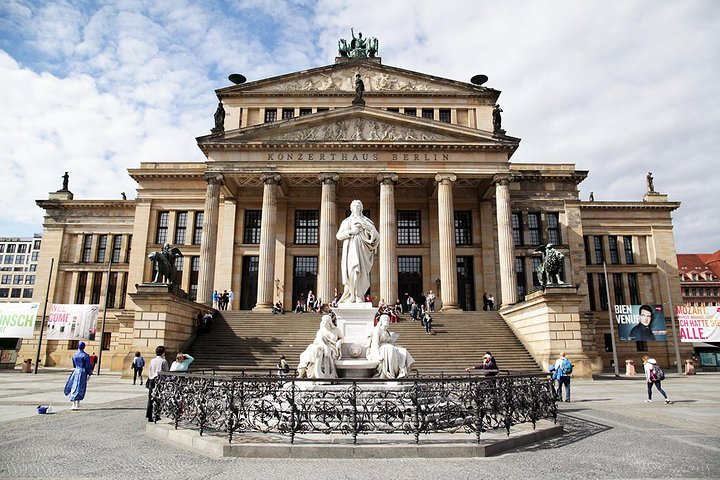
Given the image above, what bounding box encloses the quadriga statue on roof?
[336,200,380,303]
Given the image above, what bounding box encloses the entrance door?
[240,256,258,310]
[457,256,475,311]
[398,256,423,306]
[292,256,317,309]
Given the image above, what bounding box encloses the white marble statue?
[336,199,380,303]
[297,314,344,379]
[367,315,415,379]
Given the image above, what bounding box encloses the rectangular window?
[608,236,619,265]
[0,245,4,253]
[397,210,421,245]
[82,235,92,262]
[102,332,111,351]
[604,333,613,352]
[515,257,526,300]
[587,273,596,310]
[243,210,262,244]
[119,274,127,308]
[316,107,329,113]
[598,273,608,311]
[111,235,122,263]
[193,213,203,245]
[281,108,294,120]
[14,255,24,264]
[31,251,39,261]
[17,244,27,253]
[96,235,107,263]
[173,255,184,286]
[125,234,132,262]
[398,256,422,273]
[76,272,88,304]
[294,210,319,245]
[527,213,542,245]
[90,272,103,304]
[10,288,21,298]
[34,240,41,250]
[454,211,472,246]
[613,273,625,305]
[439,109,451,123]
[189,256,200,301]
[511,213,523,246]
[155,212,169,244]
[628,273,640,304]
[175,211,188,244]
[0,288,7,298]
[264,109,277,122]
[593,236,605,265]
[13,275,22,284]
[299,108,312,116]
[24,275,35,285]
[623,236,634,264]
[584,236,591,264]
[547,213,561,244]
[422,109,434,119]
[3,255,11,264]
[404,108,417,116]
[386,107,399,113]
[107,272,118,309]
[1,275,10,284]
[6,245,16,253]
[532,257,543,288]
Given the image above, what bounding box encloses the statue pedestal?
[334,303,377,378]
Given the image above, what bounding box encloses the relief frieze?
[273,119,455,142]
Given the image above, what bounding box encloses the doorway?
[457,256,475,311]
[239,256,258,310]
[398,256,423,306]
[292,256,317,309]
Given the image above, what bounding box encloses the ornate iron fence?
[151,372,557,444]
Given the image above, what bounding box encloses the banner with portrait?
[676,305,720,342]
[0,303,40,338]
[46,304,99,340]
[614,304,667,341]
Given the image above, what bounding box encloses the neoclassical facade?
[23,53,689,372]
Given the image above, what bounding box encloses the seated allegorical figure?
[297,314,344,379]
[367,314,415,379]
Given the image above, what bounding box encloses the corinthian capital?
[260,173,282,185]
[434,173,457,185]
[318,173,340,185]
[377,173,398,185]
[204,173,225,186]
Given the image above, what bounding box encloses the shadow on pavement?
[512,412,612,452]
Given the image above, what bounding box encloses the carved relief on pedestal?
[258,67,466,93]
[274,119,451,142]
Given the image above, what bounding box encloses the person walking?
[643,355,671,404]
[422,310,433,334]
[550,351,573,402]
[89,351,98,373]
[131,351,145,385]
[483,292,489,311]
[146,345,169,422]
[63,341,94,410]
[426,290,436,312]
[277,355,290,377]
[212,290,219,309]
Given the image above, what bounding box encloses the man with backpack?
[550,351,573,402]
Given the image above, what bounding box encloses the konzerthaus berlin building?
[23,43,689,373]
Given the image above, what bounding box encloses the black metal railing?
[151,372,557,445]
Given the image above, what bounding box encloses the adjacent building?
[20,40,690,372]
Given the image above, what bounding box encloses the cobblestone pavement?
[1,369,719,479]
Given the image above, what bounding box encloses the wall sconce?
[435,278,441,289]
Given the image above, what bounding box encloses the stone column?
[378,173,398,305]
[494,174,517,307]
[254,173,281,311]
[435,173,459,311]
[197,173,224,306]
[317,173,339,305]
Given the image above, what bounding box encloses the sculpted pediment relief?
[244,65,473,94]
[270,118,458,142]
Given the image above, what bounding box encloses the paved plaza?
[0,368,719,479]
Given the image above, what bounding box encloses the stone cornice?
[571,200,681,212]
[36,199,135,209]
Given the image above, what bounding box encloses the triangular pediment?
[199,107,518,148]
[217,60,497,97]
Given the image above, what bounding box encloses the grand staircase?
[186,310,542,374]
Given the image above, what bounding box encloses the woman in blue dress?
[63,341,93,410]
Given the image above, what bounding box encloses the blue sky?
[0,0,718,253]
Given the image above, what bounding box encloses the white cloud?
[0,0,718,253]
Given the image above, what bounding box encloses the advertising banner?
[0,303,39,338]
[614,304,667,341]
[46,304,99,340]
[676,305,720,343]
